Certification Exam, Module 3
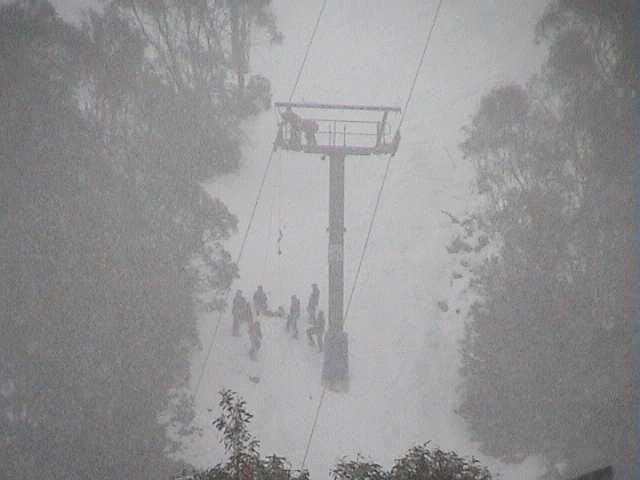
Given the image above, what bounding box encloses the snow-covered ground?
[179,3,548,477]
[45,2,547,477]
[179,129,542,479]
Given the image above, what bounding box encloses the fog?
[3,1,634,479]
[192,2,546,477]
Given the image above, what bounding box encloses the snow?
[179,133,514,478]
[170,118,546,478]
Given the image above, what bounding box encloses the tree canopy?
[187,391,493,480]
[0,1,279,478]
[455,2,634,478]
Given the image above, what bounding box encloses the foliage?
[455,1,634,478]
[391,445,491,480]
[332,455,389,480]
[332,445,491,480]
[0,0,279,478]
[214,388,261,478]
[184,390,308,480]
[187,392,490,480]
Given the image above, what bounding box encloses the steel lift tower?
[274,102,401,390]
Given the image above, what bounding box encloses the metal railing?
[277,118,392,149]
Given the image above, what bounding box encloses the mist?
[1,1,635,479]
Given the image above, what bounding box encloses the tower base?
[322,329,349,391]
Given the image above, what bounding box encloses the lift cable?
[261,154,278,282]
[300,385,327,470]
[344,0,445,324]
[289,0,329,102]
[300,0,445,469]
[193,144,277,398]
[397,0,445,132]
[193,0,330,400]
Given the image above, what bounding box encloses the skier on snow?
[253,285,268,317]
[286,294,301,339]
[307,309,325,352]
[307,283,320,323]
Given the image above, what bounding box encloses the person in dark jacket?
[307,283,320,323]
[232,290,245,337]
[306,309,325,352]
[301,118,319,146]
[281,107,302,149]
[281,107,318,148]
[286,294,300,338]
[253,285,268,317]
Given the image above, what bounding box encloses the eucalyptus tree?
[456,2,634,478]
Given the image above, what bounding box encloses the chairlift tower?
[274,102,401,389]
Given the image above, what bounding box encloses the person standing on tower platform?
[307,283,320,323]
[287,294,300,339]
[281,107,318,148]
[232,290,245,337]
[307,309,325,352]
[281,107,302,149]
[301,118,319,146]
[253,285,268,317]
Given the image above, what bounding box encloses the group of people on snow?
[231,283,326,360]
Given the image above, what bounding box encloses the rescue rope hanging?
[276,148,284,256]
[193,0,330,399]
[261,150,280,284]
[277,228,283,255]
[276,149,284,301]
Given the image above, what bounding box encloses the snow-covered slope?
[178,135,542,479]
[180,1,550,465]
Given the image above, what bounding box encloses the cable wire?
[345,0,444,324]
[193,0,330,400]
[261,151,280,282]
[288,0,329,102]
[299,0,445,468]
[300,386,327,470]
[193,144,277,398]
[397,0,444,131]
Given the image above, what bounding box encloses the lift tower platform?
[273,102,401,390]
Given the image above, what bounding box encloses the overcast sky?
[47,1,550,478]
[215,0,549,298]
